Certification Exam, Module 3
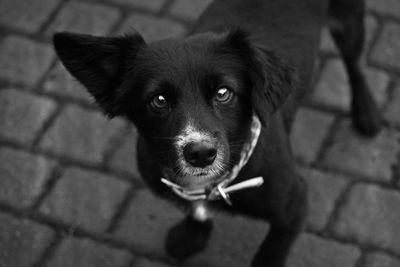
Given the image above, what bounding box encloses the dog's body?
[53,0,381,266]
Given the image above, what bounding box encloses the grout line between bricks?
[106,187,136,233]
[38,0,72,35]
[31,233,64,267]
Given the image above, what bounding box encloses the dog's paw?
[351,88,382,137]
[165,216,212,259]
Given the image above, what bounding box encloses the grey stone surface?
[113,189,183,256]
[290,108,335,164]
[300,168,348,231]
[134,258,172,267]
[46,1,120,36]
[0,212,54,267]
[45,236,133,267]
[108,127,141,178]
[0,89,56,145]
[367,0,400,17]
[168,0,214,21]
[322,119,400,182]
[333,184,400,253]
[40,167,129,232]
[39,105,126,164]
[0,0,61,33]
[371,22,400,71]
[0,148,55,208]
[42,62,93,103]
[313,59,389,111]
[287,233,360,267]
[109,0,167,12]
[384,82,400,125]
[363,252,400,267]
[0,36,54,86]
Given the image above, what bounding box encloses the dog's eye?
[151,94,169,110]
[215,87,233,104]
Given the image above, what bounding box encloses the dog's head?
[53,29,296,190]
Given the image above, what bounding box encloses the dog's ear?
[224,29,297,125]
[53,31,146,117]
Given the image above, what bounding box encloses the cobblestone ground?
[1,0,400,267]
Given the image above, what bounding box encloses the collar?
[161,115,263,206]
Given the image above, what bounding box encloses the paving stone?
[39,105,126,164]
[42,61,93,103]
[0,212,54,267]
[364,252,400,267]
[0,89,57,145]
[40,167,129,232]
[287,233,360,267]
[0,0,60,33]
[119,13,186,42]
[371,22,400,71]
[134,258,171,267]
[0,148,55,208]
[384,82,400,125]
[168,0,214,21]
[322,119,400,182]
[367,0,400,17]
[187,213,268,267]
[113,189,184,256]
[0,36,54,86]
[290,108,335,164]
[45,236,132,267]
[108,126,140,178]
[313,59,389,111]
[109,0,167,12]
[320,27,337,54]
[46,1,120,36]
[333,184,400,253]
[300,168,348,231]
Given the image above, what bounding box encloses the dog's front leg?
[251,176,307,267]
[165,201,213,259]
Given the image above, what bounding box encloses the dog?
[53,0,382,265]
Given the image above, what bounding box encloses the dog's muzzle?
[161,115,263,205]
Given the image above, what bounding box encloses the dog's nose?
[183,142,217,168]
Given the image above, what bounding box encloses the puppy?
[53,0,381,266]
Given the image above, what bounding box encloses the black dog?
[53,0,381,266]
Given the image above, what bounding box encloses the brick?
[168,0,214,21]
[300,168,348,231]
[109,0,167,12]
[371,22,400,71]
[39,105,125,164]
[319,27,337,54]
[364,252,400,267]
[287,233,360,267]
[365,16,379,50]
[290,108,335,164]
[134,258,171,267]
[40,167,129,232]
[187,213,268,267]
[0,0,60,33]
[119,14,186,42]
[45,236,132,267]
[0,36,54,86]
[313,59,389,111]
[384,82,400,125]
[0,89,56,145]
[0,212,54,267]
[367,0,400,17]
[322,119,400,182]
[108,127,140,178]
[333,184,400,253]
[113,190,184,255]
[46,1,120,36]
[0,148,55,208]
[43,62,93,103]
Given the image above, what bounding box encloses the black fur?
[53,0,381,266]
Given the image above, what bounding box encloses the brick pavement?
[0,0,400,267]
